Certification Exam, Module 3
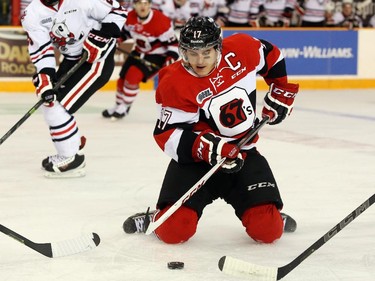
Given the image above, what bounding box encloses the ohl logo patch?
[196,88,213,104]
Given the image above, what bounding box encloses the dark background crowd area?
[1,0,374,28]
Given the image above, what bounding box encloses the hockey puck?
[167,261,184,270]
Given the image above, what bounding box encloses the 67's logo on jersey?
[209,86,255,136]
[219,98,248,128]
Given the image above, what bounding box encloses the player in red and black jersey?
[102,0,179,119]
[123,16,299,244]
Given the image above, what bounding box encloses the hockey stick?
[218,193,375,280]
[116,47,160,70]
[145,116,270,235]
[0,52,88,146]
[0,224,100,258]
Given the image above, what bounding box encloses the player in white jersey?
[102,0,179,119]
[330,0,362,29]
[225,0,262,27]
[299,0,333,27]
[21,0,126,178]
[122,16,298,244]
[153,0,192,29]
[20,0,32,19]
[368,14,375,27]
[258,0,297,27]
[190,0,229,26]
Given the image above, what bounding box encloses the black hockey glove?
[221,153,245,174]
[164,50,179,66]
[192,131,244,173]
[262,83,299,125]
[83,29,113,63]
[33,72,57,105]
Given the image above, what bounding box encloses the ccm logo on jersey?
[247,182,276,191]
[272,86,297,98]
[231,66,247,79]
[88,33,111,43]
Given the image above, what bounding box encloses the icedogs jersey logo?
[49,19,76,51]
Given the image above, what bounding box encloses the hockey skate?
[102,103,131,120]
[123,208,154,234]
[42,136,86,178]
[281,212,297,233]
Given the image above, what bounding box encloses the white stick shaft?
[145,158,226,235]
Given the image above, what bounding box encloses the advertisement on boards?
[222,29,358,75]
[0,29,35,77]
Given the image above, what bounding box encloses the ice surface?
[0,89,374,281]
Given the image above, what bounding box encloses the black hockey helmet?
[179,16,222,51]
[41,0,59,6]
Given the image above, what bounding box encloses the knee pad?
[241,204,283,244]
[123,66,144,85]
[154,206,198,244]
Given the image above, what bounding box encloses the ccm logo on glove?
[83,29,112,63]
[262,82,299,125]
[271,86,298,99]
[87,33,111,43]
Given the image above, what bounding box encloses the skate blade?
[44,168,86,179]
[110,116,124,121]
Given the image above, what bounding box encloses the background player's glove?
[262,82,299,125]
[165,57,175,66]
[118,27,131,43]
[164,50,179,66]
[33,73,56,105]
[83,29,113,63]
[192,132,244,173]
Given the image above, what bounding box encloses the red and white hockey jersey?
[301,0,332,23]
[152,0,192,29]
[154,33,289,163]
[260,0,297,24]
[124,9,178,56]
[227,0,261,25]
[21,0,127,72]
[189,0,227,18]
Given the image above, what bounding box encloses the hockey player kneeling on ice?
[123,16,299,244]
[21,0,127,178]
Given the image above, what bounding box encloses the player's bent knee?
[241,204,283,244]
[124,66,144,85]
[154,206,198,244]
